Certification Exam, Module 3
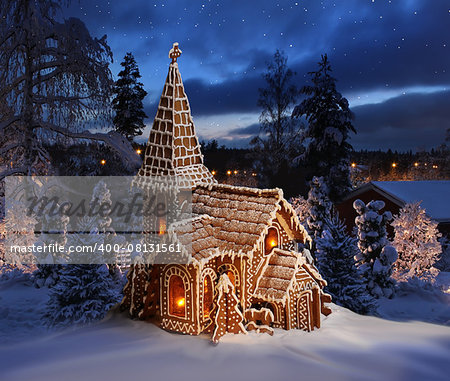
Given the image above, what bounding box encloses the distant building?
[337,181,450,237]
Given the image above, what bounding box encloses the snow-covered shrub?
[392,202,441,282]
[316,214,376,314]
[354,199,398,298]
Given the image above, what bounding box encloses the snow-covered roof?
[253,249,325,304]
[370,181,450,222]
[254,248,300,303]
[137,43,215,190]
[171,183,309,261]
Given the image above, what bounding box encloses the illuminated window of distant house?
[203,275,213,319]
[265,227,279,254]
[169,275,185,317]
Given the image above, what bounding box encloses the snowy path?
[1,304,449,381]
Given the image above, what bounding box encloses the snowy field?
[1,276,449,381]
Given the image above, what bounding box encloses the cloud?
[227,123,261,136]
[351,90,450,150]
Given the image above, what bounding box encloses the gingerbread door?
[297,291,313,331]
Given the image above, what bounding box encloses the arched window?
[217,264,239,288]
[226,270,235,286]
[265,227,279,254]
[169,275,185,317]
[203,275,213,319]
[158,216,166,235]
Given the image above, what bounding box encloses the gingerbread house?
[121,43,331,342]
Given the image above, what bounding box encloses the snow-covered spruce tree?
[33,206,69,288]
[306,176,332,243]
[0,0,140,178]
[44,216,121,327]
[289,195,309,226]
[112,53,148,141]
[251,50,303,196]
[89,180,121,278]
[392,202,441,282]
[354,199,398,298]
[292,54,356,202]
[316,214,376,314]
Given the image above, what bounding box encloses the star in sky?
[69,0,450,151]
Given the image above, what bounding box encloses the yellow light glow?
[159,221,166,235]
[252,172,257,177]
[351,163,356,168]
[233,170,238,174]
[177,298,185,307]
[136,149,142,155]
[100,159,106,165]
[392,163,397,168]
[270,240,277,247]
[211,170,216,176]
[432,165,438,169]
[227,170,231,175]
[414,162,419,167]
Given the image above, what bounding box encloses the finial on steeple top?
[169,42,182,63]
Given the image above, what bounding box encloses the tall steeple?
[138,43,215,189]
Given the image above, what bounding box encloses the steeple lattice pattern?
[138,43,215,190]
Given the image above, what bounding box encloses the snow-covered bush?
[316,214,376,314]
[306,176,332,242]
[392,202,441,282]
[354,199,398,298]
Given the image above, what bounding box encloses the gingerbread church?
[121,43,331,342]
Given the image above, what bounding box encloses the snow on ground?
[0,274,49,344]
[377,272,450,325]
[1,278,449,381]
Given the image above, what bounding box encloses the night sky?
[67,0,450,151]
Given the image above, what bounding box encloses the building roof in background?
[352,181,450,222]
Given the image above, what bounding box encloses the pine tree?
[354,199,398,298]
[33,203,69,288]
[89,180,120,276]
[306,176,332,242]
[292,54,356,202]
[112,53,148,140]
[44,216,121,327]
[212,274,246,343]
[289,195,309,226]
[392,202,441,282]
[316,214,375,314]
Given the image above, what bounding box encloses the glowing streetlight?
[392,162,397,168]
[211,170,216,176]
[414,162,419,167]
[351,163,357,168]
[136,149,142,155]
[100,159,106,165]
[233,170,238,174]
[226,170,231,175]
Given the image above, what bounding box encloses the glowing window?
[203,275,213,319]
[158,216,166,235]
[169,275,185,317]
[265,227,279,254]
